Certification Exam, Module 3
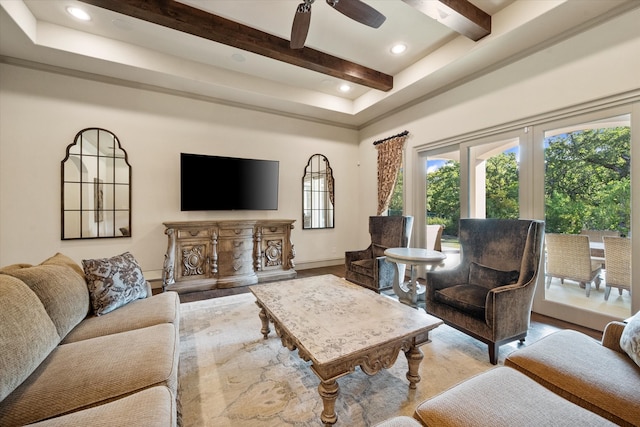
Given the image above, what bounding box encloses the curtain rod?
[372,130,409,145]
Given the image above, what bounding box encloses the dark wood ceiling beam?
[78,0,393,91]
[403,0,491,41]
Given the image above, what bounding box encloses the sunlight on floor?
[544,274,631,319]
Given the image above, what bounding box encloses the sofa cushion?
[373,416,422,427]
[25,386,176,427]
[62,291,180,344]
[434,285,488,319]
[0,275,61,402]
[468,262,519,290]
[620,311,640,368]
[0,253,90,339]
[415,367,617,427]
[82,252,148,316]
[505,329,640,426]
[0,323,179,426]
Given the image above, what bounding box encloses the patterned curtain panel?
[328,173,335,206]
[376,134,408,215]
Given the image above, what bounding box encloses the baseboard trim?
[296,258,344,270]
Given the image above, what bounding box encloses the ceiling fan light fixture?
[390,43,407,55]
[66,6,91,21]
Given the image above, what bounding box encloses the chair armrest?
[602,321,626,353]
[486,279,537,335]
[345,247,373,264]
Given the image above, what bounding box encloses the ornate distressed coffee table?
[250,275,443,425]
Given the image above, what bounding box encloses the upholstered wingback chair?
[425,218,545,364]
[345,216,413,293]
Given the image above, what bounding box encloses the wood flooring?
[176,264,603,341]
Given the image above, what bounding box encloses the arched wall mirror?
[61,128,131,239]
[302,154,334,229]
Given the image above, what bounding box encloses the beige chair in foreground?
[603,236,631,301]
[545,233,602,297]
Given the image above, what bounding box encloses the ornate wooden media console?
[162,219,296,293]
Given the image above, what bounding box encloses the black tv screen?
[180,153,279,211]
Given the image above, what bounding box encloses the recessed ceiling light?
[66,6,91,21]
[338,83,351,93]
[390,43,407,55]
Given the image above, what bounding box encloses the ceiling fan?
[290,0,386,49]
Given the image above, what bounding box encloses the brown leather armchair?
[425,218,545,364]
[345,216,413,293]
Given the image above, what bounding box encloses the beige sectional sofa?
[0,253,180,426]
[379,315,640,427]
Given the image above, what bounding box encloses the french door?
[532,107,635,329]
[416,105,638,330]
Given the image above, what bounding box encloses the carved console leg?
[255,302,271,339]
[404,345,424,389]
[318,379,339,425]
[162,228,176,291]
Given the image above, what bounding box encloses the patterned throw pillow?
[82,252,148,316]
[620,311,640,368]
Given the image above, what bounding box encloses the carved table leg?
[255,302,271,339]
[405,345,424,389]
[318,379,339,425]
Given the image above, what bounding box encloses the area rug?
[178,277,499,426]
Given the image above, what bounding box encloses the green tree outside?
[485,152,519,220]
[544,127,630,235]
[389,126,630,237]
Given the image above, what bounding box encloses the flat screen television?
[180,153,279,211]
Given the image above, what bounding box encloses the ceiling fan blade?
[327,0,386,28]
[291,2,312,49]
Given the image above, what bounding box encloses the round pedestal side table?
[384,247,447,308]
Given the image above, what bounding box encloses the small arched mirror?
[61,128,131,239]
[302,154,334,229]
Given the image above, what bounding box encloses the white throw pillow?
[620,311,640,367]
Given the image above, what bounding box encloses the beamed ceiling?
[0,0,638,128]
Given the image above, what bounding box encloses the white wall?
[0,64,362,277]
[358,7,640,242]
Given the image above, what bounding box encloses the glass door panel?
[542,114,632,319]
[466,137,520,220]
[425,148,461,265]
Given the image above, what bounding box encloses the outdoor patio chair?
[425,218,545,364]
[580,229,619,258]
[345,216,413,293]
[545,233,602,297]
[426,224,444,251]
[603,236,631,301]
